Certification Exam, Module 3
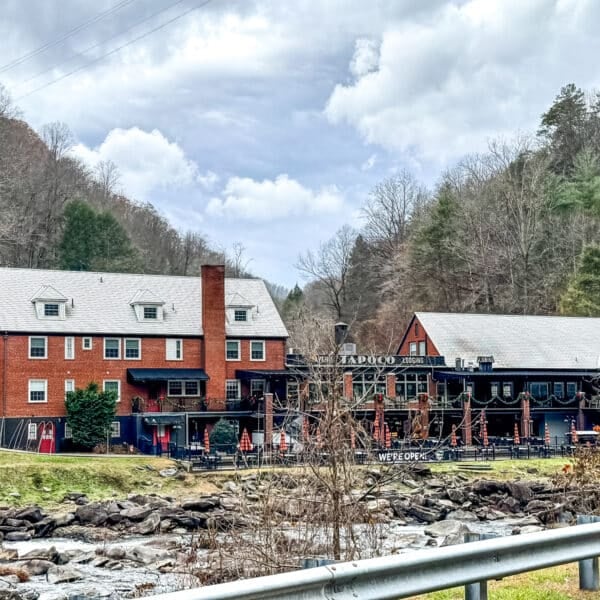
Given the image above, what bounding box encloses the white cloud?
[71,127,209,200]
[326,0,600,164]
[350,38,379,79]
[206,174,344,221]
[361,153,377,171]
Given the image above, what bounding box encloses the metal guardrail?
[149,522,600,600]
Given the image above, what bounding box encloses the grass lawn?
[407,563,597,599]
[0,450,220,507]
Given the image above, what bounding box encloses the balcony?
[132,396,263,414]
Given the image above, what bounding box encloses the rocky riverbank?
[0,466,595,599]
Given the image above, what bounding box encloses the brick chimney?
[201,265,226,400]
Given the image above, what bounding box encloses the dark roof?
[434,370,599,381]
[128,368,209,383]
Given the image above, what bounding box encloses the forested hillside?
[290,84,600,350]
[0,84,224,277]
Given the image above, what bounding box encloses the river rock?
[19,546,59,563]
[0,591,27,600]
[506,481,533,503]
[445,509,479,522]
[425,519,470,546]
[181,497,219,511]
[15,507,44,523]
[120,506,153,521]
[472,480,506,495]
[408,505,442,523]
[159,468,178,477]
[4,531,32,542]
[75,504,108,526]
[24,559,55,576]
[53,513,75,528]
[46,565,83,584]
[133,513,161,535]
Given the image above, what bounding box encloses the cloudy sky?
[2,0,600,286]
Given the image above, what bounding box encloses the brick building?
[0,265,288,453]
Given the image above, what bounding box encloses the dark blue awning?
[236,369,293,379]
[128,368,209,383]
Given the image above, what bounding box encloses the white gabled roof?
[415,312,600,370]
[0,268,288,338]
[226,292,253,308]
[129,289,165,305]
[30,285,67,302]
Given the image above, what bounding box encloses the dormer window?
[31,285,68,320]
[144,306,158,320]
[44,303,60,317]
[234,309,248,322]
[130,289,165,322]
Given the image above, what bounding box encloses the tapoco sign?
[337,355,445,367]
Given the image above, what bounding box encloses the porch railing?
[134,397,263,413]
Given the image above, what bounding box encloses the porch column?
[521,394,531,441]
[386,373,396,399]
[343,372,353,401]
[264,392,273,452]
[463,396,473,446]
[578,392,586,430]
[419,394,430,440]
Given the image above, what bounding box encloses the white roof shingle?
[0,268,288,338]
[416,312,600,370]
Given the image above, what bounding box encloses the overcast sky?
[2,0,600,287]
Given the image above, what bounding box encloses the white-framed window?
[234,309,248,322]
[226,340,240,361]
[491,382,500,398]
[29,336,47,359]
[65,336,75,360]
[103,380,121,402]
[124,338,141,360]
[395,373,428,400]
[418,341,426,356]
[250,340,265,361]
[167,380,200,396]
[553,382,564,399]
[44,303,60,317]
[409,342,417,356]
[250,379,266,397]
[28,379,47,403]
[110,421,121,438]
[82,337,92,350]
[502,382,513,398]
[166,339,183,361]
[226,379,240,400]
[104,338,120,359]
[64,423,73,439]
[529,382,549,400]
[143,306,158,320]
[65,379,75,399]
[28,422,38,440]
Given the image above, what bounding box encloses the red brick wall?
[1,334,202,418]
[202,265,226,399]
[397,317,440,356]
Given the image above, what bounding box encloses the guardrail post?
[464,533,488,600]
[577,515,600,591]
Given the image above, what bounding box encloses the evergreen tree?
[209,419,237,449]
[59,200,137,271]
[560,245,600,316]
[281,284,304,320]
[65,382,117,450]
[554,149,600,216]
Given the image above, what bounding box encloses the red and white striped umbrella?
[316,426,322,449]
[480,411,489,447]
[203,428,210,454]
[450,424,457,447]
[279,430,288,452]
[384,422,391,449]
[513,422,520,446]
[373,412,380,442]
[571,423,578,444]
[350,428,356,450]
[544,423,551,446]
[239,428,253,452]
[302,417,310,442]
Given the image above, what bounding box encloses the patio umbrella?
[350,428,356,450]
[513,422,520,446]
[544,423,551,447]
[384,422,392,449]
[302,417,310,442]
[239,428,253,452]
[373,412,380,443]
[571,422,578,444]
[203,428,210,454]
[481,412,489,447]
[316,426,322,449]
[450,424,457,447]
[279,429,288,453]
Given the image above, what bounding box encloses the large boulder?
[181,497,220,511]
[133,513,161,535]
[46,565,83,584]
[506,481,533,503]
[425,519,471,546]
[472,480,507,496]
[15,507,44,523]
[75,504,108,526]
[120,506,153,521]
[408,505,442,523]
